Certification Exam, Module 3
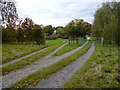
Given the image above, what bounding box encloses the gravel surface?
[1,41,87,88]
[34,41,95,88]
[1,45,54,67]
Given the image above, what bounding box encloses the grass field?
[52,40,87,57]
[64,41,119,88]
[1,41,67,75]
[2,38,63,63]
[9,41,91,88]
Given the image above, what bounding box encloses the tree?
[64,19,91,44]
[0,0,18,27]
[44,25,54,36]
[1,0,19,43]
[91,2,119,45]
[56,26,65,37]
[33,24,45,45]
[21,17,34,42]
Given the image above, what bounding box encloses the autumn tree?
[21,17,34,42]
[64,19,91,44]
[33,24,45,45]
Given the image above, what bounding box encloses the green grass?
[2,38,63,63]
[64,41,119,88]
[90,37,97,41]
[52,40,87,57]
[9,41,91,88]
[1,41,66,75]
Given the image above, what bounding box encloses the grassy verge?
[2,38,63,63]
[1,42,66,75]
[64,41,118,88]
[9,41,91,88]
[52,40,87,57]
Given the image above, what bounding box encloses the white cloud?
[16,0,112,27]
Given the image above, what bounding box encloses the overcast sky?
[16,0,116,27]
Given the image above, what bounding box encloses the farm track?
[2,40,66,67]
[34,41,95,88]
[1,41,87,88]
[1,43,67,88]
[1,45,55,67]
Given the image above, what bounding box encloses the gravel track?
[1,41,87,88]
[34,41,95,88]
[1,45,55,67]
[2,40,66,67]
[1,43,67,88]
